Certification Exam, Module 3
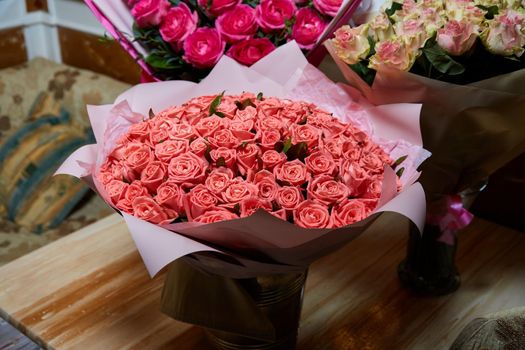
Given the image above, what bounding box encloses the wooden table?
[0,213,524,350]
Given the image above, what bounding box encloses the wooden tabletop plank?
[0,214,524,349]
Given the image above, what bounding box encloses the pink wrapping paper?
[56,42,429,278]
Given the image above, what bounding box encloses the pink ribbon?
[426,195,474,246]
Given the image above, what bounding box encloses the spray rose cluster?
[128,0,343,79]
[98,93,396,229]
[329,0,525,79]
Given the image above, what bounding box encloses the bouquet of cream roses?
[329,0,525,84]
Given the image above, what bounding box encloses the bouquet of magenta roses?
[85,0,361,81]
[325,0,525,295]
[57,42,429,348]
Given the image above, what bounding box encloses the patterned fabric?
[0,57,130,265]
[451,307,525,350]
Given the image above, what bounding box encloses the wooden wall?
[58,27,140,84]
[0,27,27,69]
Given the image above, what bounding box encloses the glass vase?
[205,270,308,350]
[398,179,488,296]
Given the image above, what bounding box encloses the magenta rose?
[155,181,184,211]
[293,200,332,228]
[140,161,166,192]
[216,5,258,44]
[168,152,208,187]
[197,0,241,17]
[227,38,276,66]
[292,8,328,50]
[274,160,310,186]
[131,0,170,28]
[255,0,296,31]
[332,199,368,226]
[184,184,219,220]
[193,207,239,223]
[275,186,303,210]
[183,28,226,68]
[313,0,342,17]
[159,3,198,50]
[307,175,349,205]
[132,196,169,224]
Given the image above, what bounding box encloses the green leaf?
[349,61,376,86]
[216,157,226,167]
[282,137,292,153]
[145,53,182,70]
[297,116,307,125]
[209,91,225,116]
[392,155,408,168]
[241,141,249,148]
[233,203,241,215]
[168,0,180,5]
[235,99,256,110]
[148,108,155,118]
[423,43,465,75]
[476,4,499,19]
[367,36,376,57]
[257,92,264,100]
[286,142,308,161]
[385,2,402,17]
[396,167,405,177]
[204,143,213,164]
[215,111,225,118]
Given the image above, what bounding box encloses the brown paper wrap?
[326,42,525,196]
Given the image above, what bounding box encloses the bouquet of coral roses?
[100,92,395,227]
[57,42,429,345]
[85,0,360,81]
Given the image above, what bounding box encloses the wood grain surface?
[0,213,524,350]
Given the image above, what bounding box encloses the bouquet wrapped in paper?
[57,42,428,346]
[326,0,525,197]
[325,0,525,295]
[85,0,364,81]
